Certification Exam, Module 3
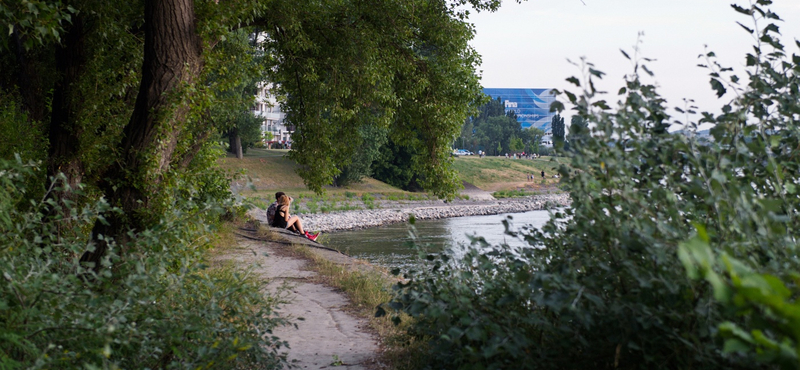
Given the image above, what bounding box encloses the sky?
[468,0,800,122]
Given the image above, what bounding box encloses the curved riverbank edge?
[249,193,571,233]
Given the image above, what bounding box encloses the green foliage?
[372,137,424,192]
[550,113,565,143]
[361,193,376,210]
[478,114,522,155]
[194,29,266,157]
[474,97,506,121]
[1,0,513,366]
[0,0,77,50]
[680,233,800,370]
[61,1,143,181]
[303,198,318,214]
[537,146,554,156]
[269,0,486,198]
[462,97,525,156]
[387,3,800,369]
[491,189,535,198]
[238,112,264,154]
[178,142,233,208]
[385,237,550,370]
[522,126,545,155]
[0,93,45,162]
[567,115,589,149]
[334,124,389,187]
[0,157,288,369]
[507,135,523,153]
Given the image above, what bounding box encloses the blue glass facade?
[482,88,556,133]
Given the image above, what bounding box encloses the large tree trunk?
[234,135,243,159]
[227,128,243,159]
[47,15,87,217]
[81,0,203,267]
[231,128,244,159]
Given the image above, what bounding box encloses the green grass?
[451,155,565,191]
[220,148,419,197]
[246,197,270,210]
[492,189,538,198]
[219,148,566,201]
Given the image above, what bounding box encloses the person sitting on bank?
[266,191,285,226]
[273,194,319,241]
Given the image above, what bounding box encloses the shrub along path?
[216,229,380,370]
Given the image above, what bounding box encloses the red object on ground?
[306,231,320,241]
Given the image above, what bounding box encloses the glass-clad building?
[483,88,556,133]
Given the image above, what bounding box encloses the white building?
[252,84,293,148]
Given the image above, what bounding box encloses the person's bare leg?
[286,216,305,235]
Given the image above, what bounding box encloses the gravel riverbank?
[250,193,570,233]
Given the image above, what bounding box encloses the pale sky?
[469,0,800,121]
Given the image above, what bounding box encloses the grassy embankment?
[218,149,437,213]
[218,148,566,210]
[450,155,565,197]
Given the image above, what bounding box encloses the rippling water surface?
[321,210,555,270]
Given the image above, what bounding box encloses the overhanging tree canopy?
[0,0,505,248]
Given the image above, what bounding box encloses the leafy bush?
[680,232,800,370]
[333,124,388,187]
[533,146,553,157]
[386,2,800,369]
[0,157,288,369]
[0,94,46,163]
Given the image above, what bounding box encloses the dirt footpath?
[460,180,495,200]
[217,233,379,369]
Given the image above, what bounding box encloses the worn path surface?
[216,231,379,370]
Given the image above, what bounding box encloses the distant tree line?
[338,97,551,190]
[335,97,594,191]
[551,113,589,152]
[457,97,546,156]
[452,98,590,157]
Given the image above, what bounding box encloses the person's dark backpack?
[266,202,278,226]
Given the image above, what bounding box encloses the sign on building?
[483,88,556,133]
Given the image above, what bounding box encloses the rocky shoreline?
[250,193,571,233]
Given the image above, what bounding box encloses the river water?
[322,210,555,270]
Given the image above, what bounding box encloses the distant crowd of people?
[505,152,541,160]
[468,150,545,159]
[266,192,320,241]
